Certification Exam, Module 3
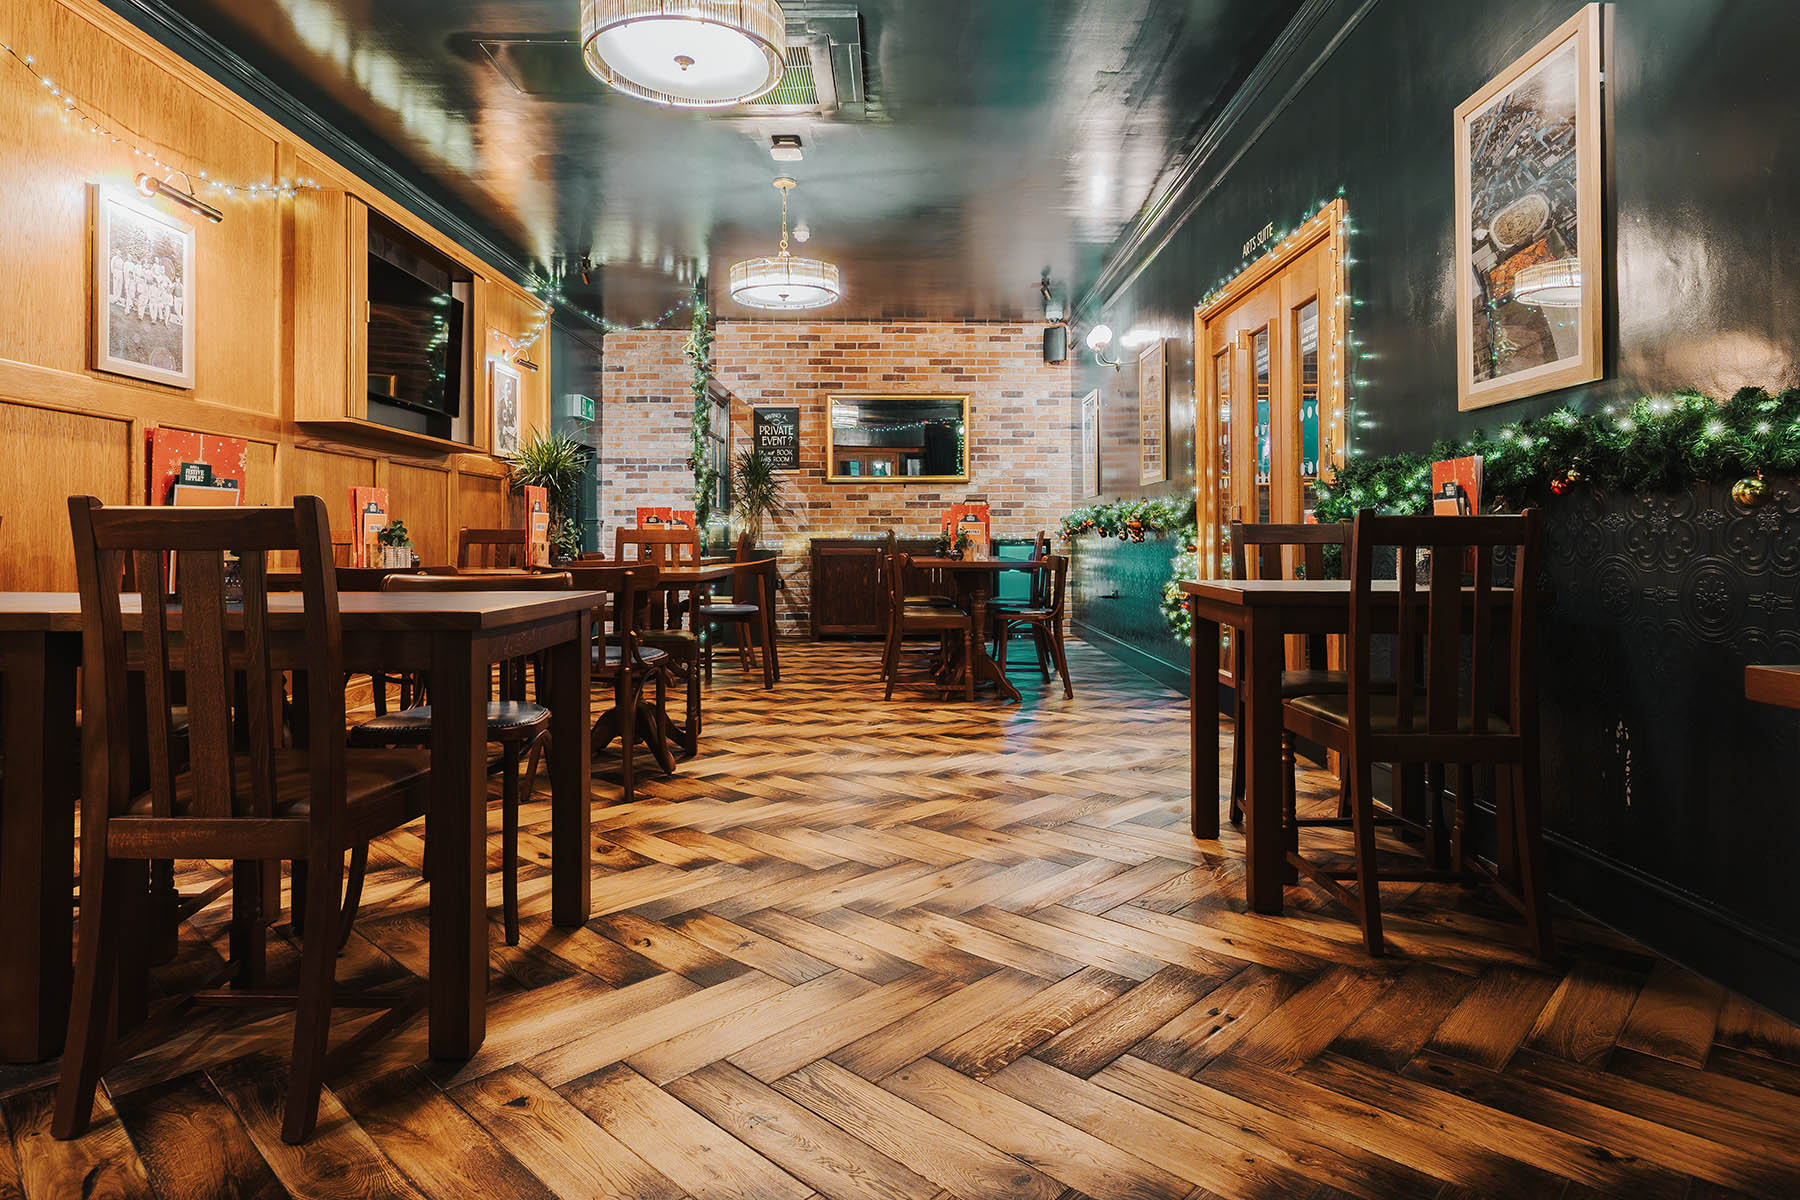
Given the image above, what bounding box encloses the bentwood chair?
[616,526,700,629]
[884,552,974,701]
[880,529,957,609]
[349,571,570,945]
[992,554,1074,698]
[567,561,701,759]
[1280,509,1551,957]
[457,527,529,569]
[1227,521,1354,827]
[57,496,431,1145]
[698,533,779,687]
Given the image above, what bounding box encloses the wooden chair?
[457,527,528,569]
[348,571,571,946]
[881,529,957,609]
[992,554,1073,698]
[697,533,779,687]
[57,496,431,1145]
[883,552,973,701]
[582,563,676,801]
[1228,521,1354,827]
[1280,509,1551,957]
[615,526,699,567]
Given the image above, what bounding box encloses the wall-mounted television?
[366,216,471,442]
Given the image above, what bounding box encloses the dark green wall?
[1074,0,1800,1015]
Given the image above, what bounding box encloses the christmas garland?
[1317,387,1800,520]
[684,279,717,529]
[1063,387,1800,647]
[1058,496,1196,541]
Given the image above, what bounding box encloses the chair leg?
[1281,732,1299,885]
[703,624,714,682]
[336,844,368,952]
[1452,763,1474,873]
[501,741,521,947]
[962,628,974,702]
[281,847,343,1144]
[53,857,141,1139]
[1034,626,1052,682]
[1229,693,1246,826]
[1349,752,1384,956]
[619,671,636,803]
[994,621,1011,675]
[1514,751,1555,959]
[1049,624,1074,700]
[291,858,309,936]
[1426,764,1450,870]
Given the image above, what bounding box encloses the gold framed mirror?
[825,393,970,483]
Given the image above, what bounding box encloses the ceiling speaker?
[1043,325,1068,365]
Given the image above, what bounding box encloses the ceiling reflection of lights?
[1119,328,1161,350]
[730,177,842,310]
[580,0,787,108]
[1513,258,1583,308]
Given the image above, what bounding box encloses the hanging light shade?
[729,177,842,310]
[1512,257,1583,309]
[580,0,787,108]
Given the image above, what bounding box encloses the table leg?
[758,566,776,689]
[763,564,781,683]
[1242,611,1286,915]
[964,584,1023,703]
[548,612,592,928]
[0,631,79,1062]
[1189,606,1220,839]
[427,633,488,1060]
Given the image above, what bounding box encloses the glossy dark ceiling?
[142,0,1303,325]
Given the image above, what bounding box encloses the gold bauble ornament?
[1732,476,1769,508]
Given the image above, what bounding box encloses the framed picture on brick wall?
[1138,340,1167,485]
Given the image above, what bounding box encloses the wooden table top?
[1745,664,1800,709]
[1180,577,1525,606]
[0,590,607,634]
[563,561,742,585]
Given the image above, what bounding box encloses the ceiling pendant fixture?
[729,177,842,310]
[579,0,787,108]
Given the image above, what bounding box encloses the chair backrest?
[68,495,344,828]
[1346,508,1542,745]
[457,527,528,569]
[1027,529,1051,606]
[616,526,699,567]
[382,571,572,592]
[562,562,657,666]
[1229,520,1351,581]
[1040,554,1069,619]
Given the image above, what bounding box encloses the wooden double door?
[1195,200,1349,580]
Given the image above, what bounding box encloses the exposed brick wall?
[596,329,693,543]
[599,322,1075,632]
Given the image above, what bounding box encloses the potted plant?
[933,528,973,560]
[377,519,417,568]
[506,430,589,563]
[731,447,790,549]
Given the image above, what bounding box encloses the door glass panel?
[1253,327,1271,524]
[1296,299,1321,515]
[1215,350,1232,577]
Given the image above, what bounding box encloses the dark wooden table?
[1182,577,1528,917]
[910,558,1049,704]
[570,558,783,686]
[1746,664,1800,709]
[0,589,600,1063]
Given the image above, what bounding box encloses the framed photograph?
[1079,389,1101,498]
[1454,4,1603,411]
[490,359,522,457]
[1138,340,1167,485]
[92,189,195,388]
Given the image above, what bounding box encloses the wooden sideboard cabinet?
[809,536,938,637]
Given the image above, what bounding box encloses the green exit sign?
[559,393,595,423]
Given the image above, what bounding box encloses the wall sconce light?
[1086,323,1121,369]
[513,355,540,372]
[135,172,223,224]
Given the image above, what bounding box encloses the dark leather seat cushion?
[349,701,548,747]
[1286,692,1513,735]
[905,595,959,608]
[1279,669,1349,698]
[900,607,972,631]
[594,644,670,667]
[697,603,761,619]
[127,747,430,817]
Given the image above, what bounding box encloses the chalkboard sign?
[753,406,801,470]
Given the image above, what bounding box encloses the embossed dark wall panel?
[1075,0,1800,1010]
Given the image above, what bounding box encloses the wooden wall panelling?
[380,460,451,567]
[292,183,354,425]
[479,280,551,454]
[0,401,132,590]
[454,466,508,537]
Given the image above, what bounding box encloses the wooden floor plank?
[730,972,967,1082]
[338,1065,556,1200]
[110,1073,285,1200]
[563,1064,812,1200]
[1615,962,1727,1068]
[932,966,1136,1079]
[3,1085,156,1200]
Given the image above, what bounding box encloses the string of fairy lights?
[0,35,320,200]
[5,30,701,356]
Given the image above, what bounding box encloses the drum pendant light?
[580,0,787,108]
[729,177,842,310]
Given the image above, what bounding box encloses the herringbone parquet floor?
[4,638,1798,1198]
